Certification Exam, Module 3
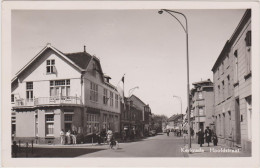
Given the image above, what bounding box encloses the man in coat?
[205,126,212,147]
[197,129,204,147]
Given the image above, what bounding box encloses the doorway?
[235,98,241,144]
[199,122,204,131]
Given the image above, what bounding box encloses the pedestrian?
[190,127,194,139]
[183,130,188,144]
[212,133,218,146]
[166,129,170,136]
[66,130,71,145]
[107,128,113,144]
[12,141,18,158]
[122,130,126,142]
[60,129,65,145]
[71,130,77,145]
[197,129,204,147]
[205,126,212,147]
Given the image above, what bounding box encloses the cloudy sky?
[12,9,246,117]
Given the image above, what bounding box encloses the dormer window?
[245,30,251,47]
[46,59,55,74]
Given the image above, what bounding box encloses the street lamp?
[128,86,139,97]
[158,9,191,150]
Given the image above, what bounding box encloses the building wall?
[16,110,35,137]
[212,11,251,152]
[12,49,82,100]
[232,19,251,152]
[83,59,120,114]
[191,85,214,134]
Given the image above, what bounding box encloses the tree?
[151,114,168,132]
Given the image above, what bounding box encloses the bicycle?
[108,138,119,150]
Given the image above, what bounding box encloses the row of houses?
[11,44,152,144]
[186,9,251,153]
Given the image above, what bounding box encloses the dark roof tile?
[64,52,92,69]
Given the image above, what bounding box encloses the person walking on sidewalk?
[205,126,212,147]
[60,129,65,145]
[66,130,71,145]
[166,129,170,136]
[107,128,113,145]
[71,130,77,145]
[212,133,218,146]
[197,129,204,147]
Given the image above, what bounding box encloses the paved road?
[78,133,188,157]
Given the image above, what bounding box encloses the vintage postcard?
[1,1,260,167]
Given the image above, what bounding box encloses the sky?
[12,9,246,118]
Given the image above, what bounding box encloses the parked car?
[149,130,157,136]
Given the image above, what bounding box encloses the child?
[212,133,218,146]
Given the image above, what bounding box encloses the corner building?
[190,79,214,134]
[211,9,251,153]
[11,44,120,144]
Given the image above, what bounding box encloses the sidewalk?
[185,142,251,157]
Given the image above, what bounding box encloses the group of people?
[60,129,77,145]
[197,126,218,147]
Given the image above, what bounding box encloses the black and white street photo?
[2,1,260,167]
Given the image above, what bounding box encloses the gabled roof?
[192,79,212,86]
[64,52,93,69]
[12,44,107,85]
[168,114,183,122]
[13,44,86,81]
[129,94,146,106]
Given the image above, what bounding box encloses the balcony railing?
[14,96,82,107]
[15,98,35,106]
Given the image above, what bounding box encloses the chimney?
[84,45,86,52]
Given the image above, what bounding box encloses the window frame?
[46,59,55,74]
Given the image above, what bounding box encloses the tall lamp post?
[128,86,139,97]
[158,9,191,150]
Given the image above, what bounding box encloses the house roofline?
[13,44,85,81]
[211,9,251,72]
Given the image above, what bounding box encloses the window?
[103,88,108,105]
[198,107,204,116]
[217,68,220,79]
[198,92,203,99]
[115,94,119,108]
[246,96,252,140]
[218,85,220,103]
[110,91,114,107]
[11,94,14,103]
[234,50,238,83]
[65,114,73,122]
[46,59,55,74]
[221,62,224,74]
[50,80,70,97]
[222,80,225,100]
[245,30,252,75]
[35,112,38,136]
[87,113,100,133]
[227,75,230,96]
[45,114,54,136]
[26,82,33,101]
[90,82,98,102]
[245,30,251,47]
